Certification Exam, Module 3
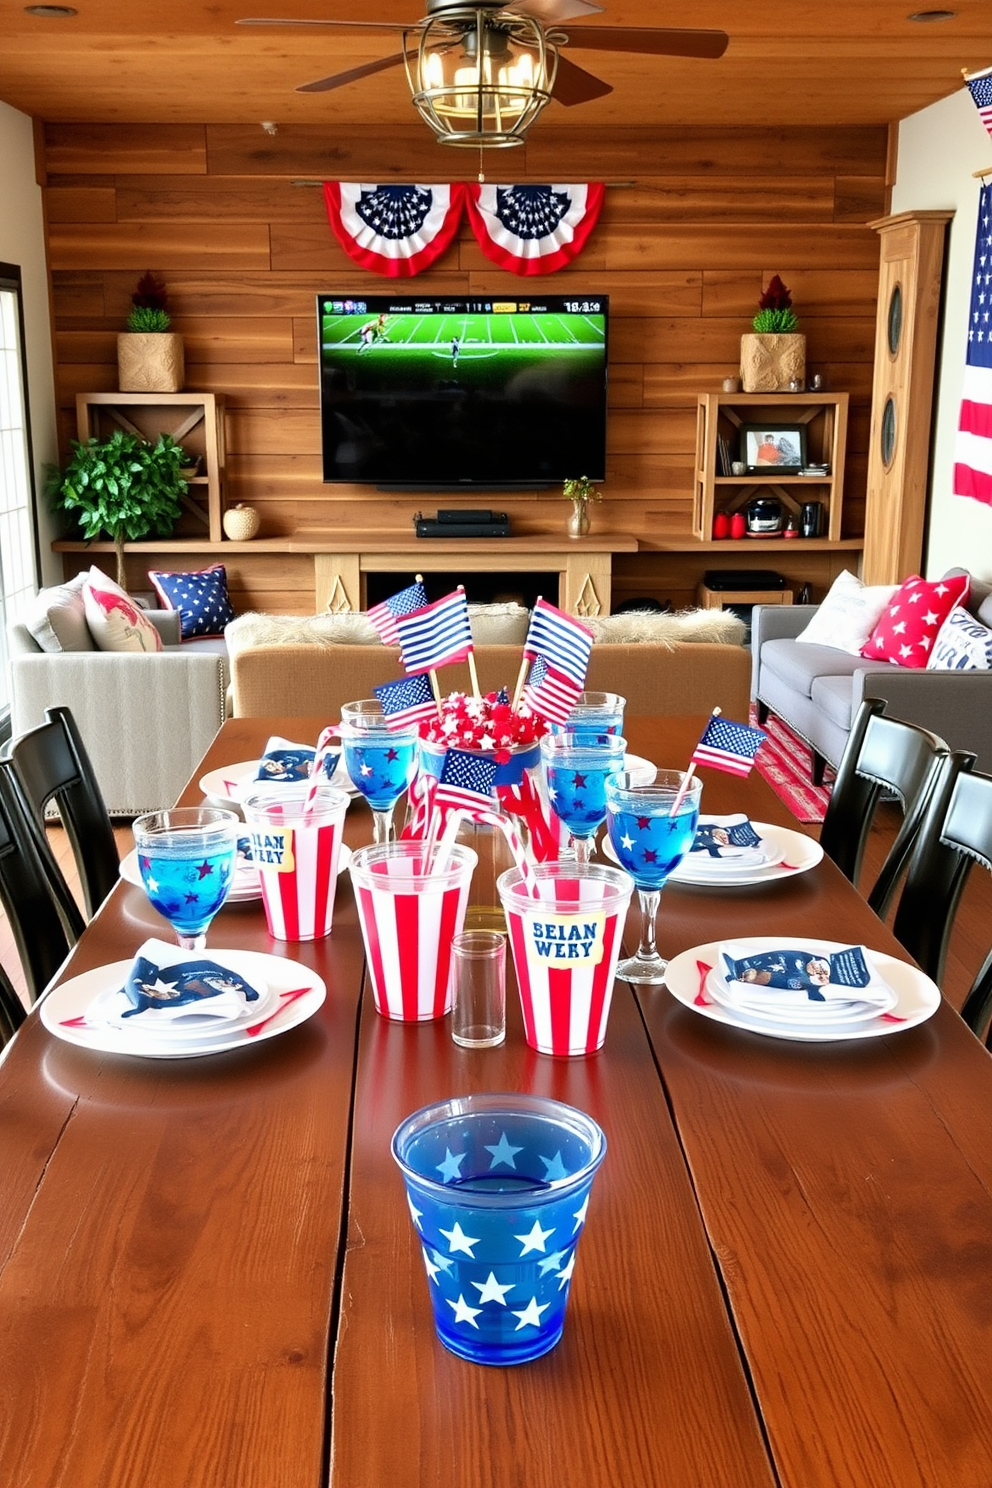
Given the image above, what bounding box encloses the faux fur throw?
[225,604,744,655]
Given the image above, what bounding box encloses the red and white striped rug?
[750,708,833,824]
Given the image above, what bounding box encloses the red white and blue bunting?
[323,181,604,277]
[322,182,468,278]
[465,182,605,276]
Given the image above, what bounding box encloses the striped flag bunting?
[434,748,498,814]
[396,586,474,673]
[373,672,438,731]
[367,580,428,646]
[691,715,767,778]
[953,180,992,507]
[965,66,992,141]
[520,654,583,725]
[522,598,594,688]
[322,183,467,278]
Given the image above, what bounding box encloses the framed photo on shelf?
[740,424,807,473]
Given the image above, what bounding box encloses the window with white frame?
[0,264,40,719]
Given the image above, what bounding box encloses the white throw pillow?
[795,571,898,655]
[83,567,164,653]
[927,605,992,671]
[23,571,93,652]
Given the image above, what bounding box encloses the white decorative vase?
[740,333,806,393]
[223,503,261,541]
[117,332,185,393]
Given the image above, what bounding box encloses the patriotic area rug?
[749,708,833,825]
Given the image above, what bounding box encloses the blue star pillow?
[149,563,235,640]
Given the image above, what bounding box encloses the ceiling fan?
[236,0,729,146]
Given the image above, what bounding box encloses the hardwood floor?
[4,810,991,1027]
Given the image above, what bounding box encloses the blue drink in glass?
[392,1094,606,1366]
[132,807,239,950]
[341,699,419,844]
[540,732,626,864]
[560,691,626,743]
[605,770,702,984]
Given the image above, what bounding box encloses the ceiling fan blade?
[511,0,604,21]
[297,51,410,94]
[560,25,729,59]
[237,17,409,31]
[551,52,612,106]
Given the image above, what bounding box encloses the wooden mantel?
[54,533,641,618]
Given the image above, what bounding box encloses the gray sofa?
[8,608,229,817]
[751,570,992,780]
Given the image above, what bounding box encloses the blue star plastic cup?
[392,1092,606,1366]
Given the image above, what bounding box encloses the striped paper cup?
[498,863,634,1057]
[350,842,478,1022]
[243,784,349,941]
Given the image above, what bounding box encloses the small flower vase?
[567,499,590,539]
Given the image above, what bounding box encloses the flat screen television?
[317,293,608,489]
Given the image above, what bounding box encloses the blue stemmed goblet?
[132,806,240,951]
[604,769,703,985]
[340,698,419,844]
[540,731,627,865]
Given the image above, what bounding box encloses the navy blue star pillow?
[149,563,235,640]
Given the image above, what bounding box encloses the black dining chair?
[0,961,26,1049]
[890,760,992,1042]
[818,697,967,917]
[0,760,77,1004]
[6,705,120,923]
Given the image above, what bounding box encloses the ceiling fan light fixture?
[405,5,558,147]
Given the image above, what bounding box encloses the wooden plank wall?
[42,121,888,612]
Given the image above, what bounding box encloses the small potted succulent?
[562,475,602,538]
[117,270,185,393]
[740,274,806,393]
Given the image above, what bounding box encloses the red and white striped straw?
[303,725,340,816]
[432,805,539,897]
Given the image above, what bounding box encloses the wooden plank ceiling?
[0,0,990,129]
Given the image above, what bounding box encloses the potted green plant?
[561,475,602,539]
[117,271,185,393]
[47,428,187,587]
[740,274,806,393]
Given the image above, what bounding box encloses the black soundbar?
[416,517,510,538]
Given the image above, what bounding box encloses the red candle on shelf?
[730,511,747,539]
[712,511,730,539]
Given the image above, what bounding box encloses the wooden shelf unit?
[75,392,226,543]
[694,391,849,543]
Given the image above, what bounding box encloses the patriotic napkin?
[112,939,265,1025]
[254,736,339,785]
[715,940,897,1021]
[689,815,767,866]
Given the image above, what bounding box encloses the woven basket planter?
[740,333,806,393]
[117,332,185,393]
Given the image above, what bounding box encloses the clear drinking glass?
[340,698,418,844]
[449,930,506,1048]
[604,769,702,985]
[132,806,240,951]
[563,691,626,742]
[540,731,627,865]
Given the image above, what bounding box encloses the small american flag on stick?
[966,66,992,141]
[520,654,582,725]
[373,672,438,730]
[691,713,766,778]
[367,581,428,646]
[522,598,594,688]
[396,586,474,673]
[434,748,498,813]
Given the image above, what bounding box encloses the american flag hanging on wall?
[965,66,992,141]
[953,182,992,507]
[322,183,467,277]
[465,183,605,275]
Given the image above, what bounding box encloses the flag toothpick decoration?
[520,654,583,726]
[366,580,428,646]
[954,180,992,507]
[373,673,439,730]
[323,183,467,277]
[691,714,766,778]
[521,597,594,687]
[434,748,499,815]
[465,184,606,276]
[396,587,474,674]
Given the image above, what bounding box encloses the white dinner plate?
[601,821,822,886]
[200,758,359,807]
[664,937,940,1043]
[40,951,326,1059]
[119,842,352,902]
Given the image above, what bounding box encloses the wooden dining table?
[2,714,992,1488]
